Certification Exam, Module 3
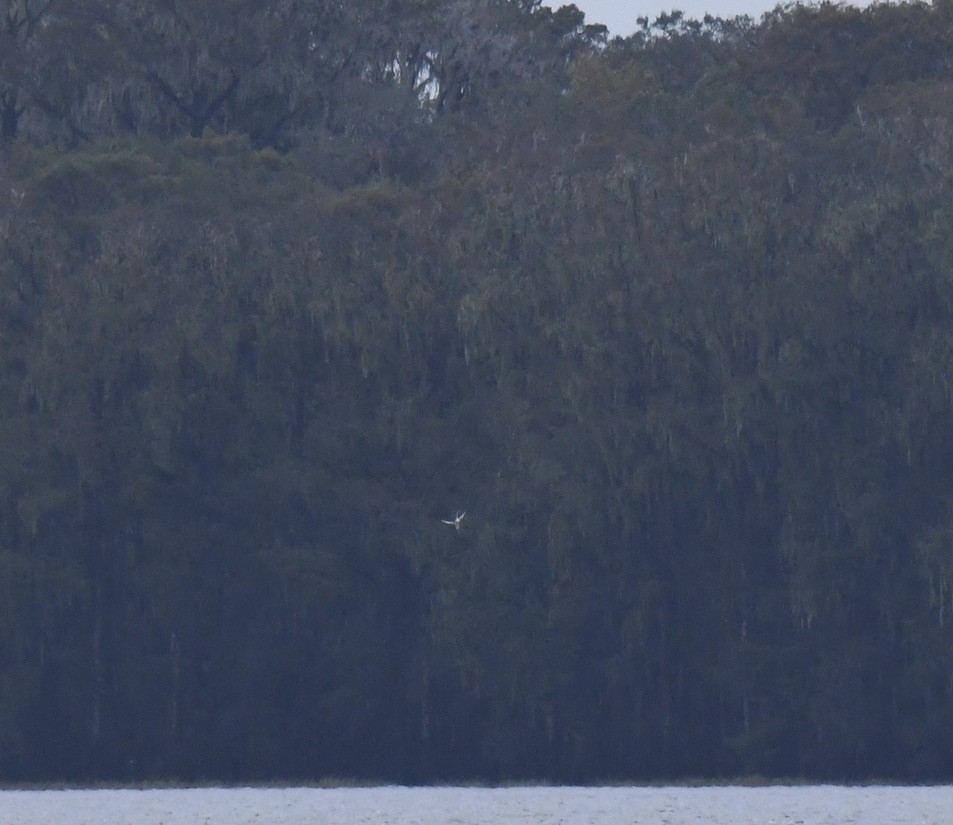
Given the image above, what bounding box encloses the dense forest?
[1,0,952,784]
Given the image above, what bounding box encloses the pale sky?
[569,0,859,35]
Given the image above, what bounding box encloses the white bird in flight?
[441,511,466,531]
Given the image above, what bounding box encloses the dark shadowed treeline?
[0,0,951,783]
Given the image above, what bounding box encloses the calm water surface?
[1,784,950,825]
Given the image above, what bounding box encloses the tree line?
[0,0,951,782]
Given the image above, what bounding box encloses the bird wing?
[441,519,455,525]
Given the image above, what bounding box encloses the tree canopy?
[0,0,951,783]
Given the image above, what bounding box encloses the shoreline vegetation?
[2,777,951,792]
[1,0,952,784]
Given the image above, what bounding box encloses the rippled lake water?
[1,784,950,825]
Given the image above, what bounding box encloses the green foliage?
[0,0,951,785]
